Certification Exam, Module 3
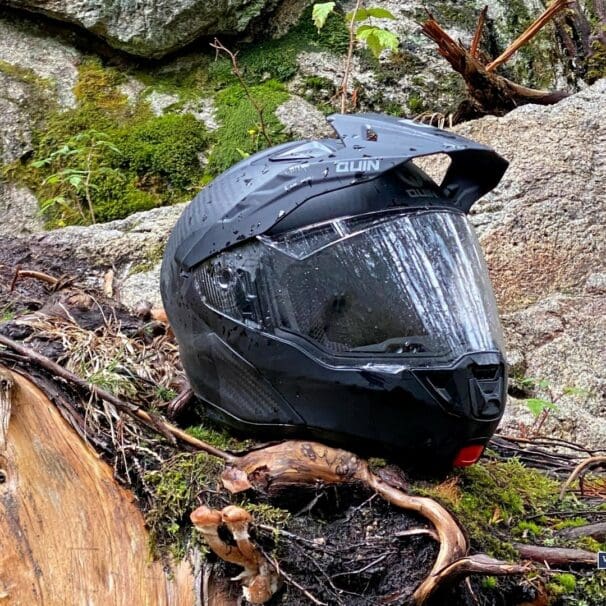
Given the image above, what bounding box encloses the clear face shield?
[193,209,504,362]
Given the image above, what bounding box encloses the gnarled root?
[211,441,527,605]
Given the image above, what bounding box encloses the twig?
[340,0,362,113]
[513,543,596,566]
[557,522,606,541]
[0,334,237,463]
[262,551,328,606]
[559,455,606,499]
[210,38,272,146]
[10,268,61,292]
[486,0,574,71]
[470,5,488,58]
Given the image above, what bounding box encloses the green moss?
[587,37,606,82]
[406,92,426,114]
[186,424,253,453]
[416,459,560,558]
[548,572,577,597]
[113,113,209,191]
[244,502,291,528]
[9,56,212,227]
[0,59,52,89]
[207,79,289,175]
[145,452,224,559]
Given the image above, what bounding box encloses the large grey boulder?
[1,0,290,58]
[454,80,606,449]
[0,12,80,163]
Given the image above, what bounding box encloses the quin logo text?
[335,160,380,173]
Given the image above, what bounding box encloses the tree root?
[420,3,571,121]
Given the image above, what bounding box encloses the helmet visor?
[193,209,504,360]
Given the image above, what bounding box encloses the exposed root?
[421,4,571,121]
[559,455,606,499]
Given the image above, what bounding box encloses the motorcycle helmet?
[161,113,509,469]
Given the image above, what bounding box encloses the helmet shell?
[161,113,509,469]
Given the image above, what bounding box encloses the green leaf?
[355,24,376,40]
[31,158,50,168]
[356,26,399,57]
[346,7,369,21]
[235,148,251,159]
[365,32,383,58]
[68,175,84,188]
[371,28,399,51]
[312,2,336,31]
[365,7,397,20]
[525,398,557,418]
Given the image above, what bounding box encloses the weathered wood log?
[0,367,197,605]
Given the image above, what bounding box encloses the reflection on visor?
[193,210,504,359]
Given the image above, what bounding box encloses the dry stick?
[486,0,574,71]
[340,0,362,113]
[210,38,272,146]
[0,334,236,463]
[557,522,606,541]
[470,5,488,58]
[559,455,606,500]
[10,268,60,291]
[513,543,596,566]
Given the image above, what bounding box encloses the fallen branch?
[513,543,597,566]
[421,8,570,121]
[486,0,574,72]
[557,522,606,541]
[0,334,236,463]
[470,5,488,59]
[560,455,606,499]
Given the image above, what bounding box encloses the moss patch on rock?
[7,57,211,227]
[207,79,289,175]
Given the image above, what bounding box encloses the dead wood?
[557,521,606,541]
[513,543,597,566]
[421,3,571,121]
[0,333,237,463]
[559,455,606,499]
[0,368,196,604]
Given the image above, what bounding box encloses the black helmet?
[161,114,509,469]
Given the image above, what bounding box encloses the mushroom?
[221,505,259,565]
[190,505,250,568]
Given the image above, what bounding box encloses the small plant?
[313,1,399,112]
[518,377,591,437]
[32,129,121,224]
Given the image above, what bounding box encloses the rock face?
[1,0,290,58]
[0,12,80,163]
[456,80,606,448]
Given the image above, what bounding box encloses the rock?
[448,78,606,449]
[0,71,34,163]
[146,91,181,116]
[0,11,80,108]
[275,96,334,139]
[0,11,80,162]
[0,182,44,236]
[1,0,288,58]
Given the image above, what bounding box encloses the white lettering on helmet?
[335,159,381,173]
